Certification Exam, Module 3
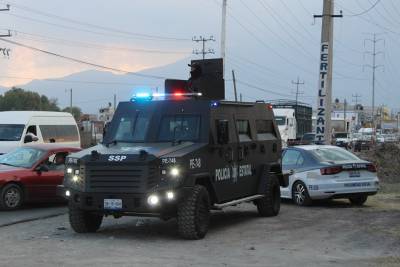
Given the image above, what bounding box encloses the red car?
[0,144,81,210]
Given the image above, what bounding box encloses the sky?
[0,0,399,111]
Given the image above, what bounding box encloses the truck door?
[211,115,241,203]
[234,117,259,198]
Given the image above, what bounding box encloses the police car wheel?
[292,181,312,206]
[256,175,281,217]
[0,183,24,210]
[68,204,103,233]
[349,195,368,206]
[177,185,210,240]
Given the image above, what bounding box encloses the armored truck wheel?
[256,175,281,217]
[69,204,103,233]
[177,185,210,240]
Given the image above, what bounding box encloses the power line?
[9,30,190,55]
[0,38,168,80]
[209,0,317,78]
[0,75,160,87]
[347,0,381,17]
[240,0,317,61]
[257,0,317,57]
[235,79,292,97]
[4,12,189,43]
[1,0,190,42]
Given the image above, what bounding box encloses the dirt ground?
[356,143,400,184]
[0,145,398,266]
[0,194,398,267]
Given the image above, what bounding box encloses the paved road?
[0,195,399,267]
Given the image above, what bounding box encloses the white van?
[0,111,81,154]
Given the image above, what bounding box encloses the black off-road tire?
[69,204,103,233]
[349,195,368,206]
[292,181,312,206]
[256,174,281,217]
[177,185,210,240]
[0,183,24,210]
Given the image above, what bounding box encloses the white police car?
[280,145,379,206]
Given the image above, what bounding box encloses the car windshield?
[311,147,360,163]
[112,112,151,142]
[0,147,46,168]
[0,124,25,141]
[335,133,348,138]
[158,115,200,142]
[275,116,286,126]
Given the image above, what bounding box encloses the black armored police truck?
[60,59,288,239]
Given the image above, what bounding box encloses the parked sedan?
[0,144,80,210]
[280,145,379,206]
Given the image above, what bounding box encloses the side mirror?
[216,120,229,145]
[35,165,49,173]
[24,135,33,143]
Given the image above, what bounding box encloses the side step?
[212,194,264,209]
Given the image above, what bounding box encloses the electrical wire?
[347,0,381,17]
[9,30,190,55]
[0,38,168,80]
[1,0,191,42]
[0,75,160,87]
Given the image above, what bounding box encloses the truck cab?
[273,108,297,147]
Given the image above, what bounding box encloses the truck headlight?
[147,194,160,206]
[72,175,80,183]
[170,167,180,177]
[67,168,73,174]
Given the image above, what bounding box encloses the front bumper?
[58,185,190,216]
[306,179,379,200]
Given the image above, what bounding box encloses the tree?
[62,106,82,121]
[0,87,60,111]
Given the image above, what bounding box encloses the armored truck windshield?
[104,100,210,144]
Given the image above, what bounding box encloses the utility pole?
[352,93,361,107]
[352,93,361,128]
[363,33,384,134]
[291,77,305,118]
[313,0,342,144]
[343,99,347,132]
[221,0,227,77]
[232,70,238,102]
[240,93,243,102]
[113,93,117,110]
[69,88,73,113]
[192,36,215,60]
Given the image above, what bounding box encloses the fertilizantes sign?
[315,42,329,142]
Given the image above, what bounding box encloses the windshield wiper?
[105,139,118,147]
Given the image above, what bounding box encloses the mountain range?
[0,58,192,114]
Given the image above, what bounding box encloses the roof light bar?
[131,92,202,101]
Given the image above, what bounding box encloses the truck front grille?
[86,164,158,193]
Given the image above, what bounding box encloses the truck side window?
[236,120,252,142]
[216,120,229,144]
[256,120,277,140]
